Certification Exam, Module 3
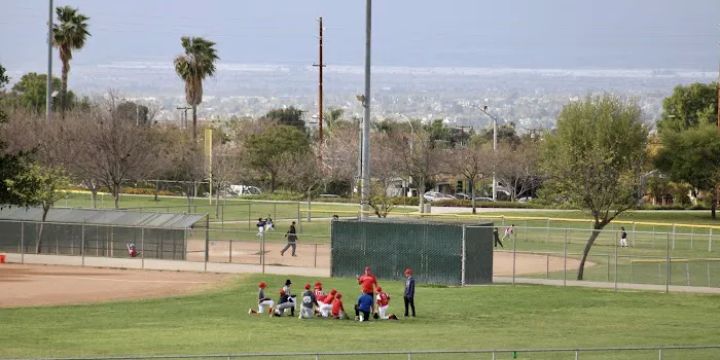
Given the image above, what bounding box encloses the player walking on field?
[281,221,298,256]
[620,226,629,248]
[256,218,266,239]
[501,224,515,243]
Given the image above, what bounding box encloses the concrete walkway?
[492,276,720,294]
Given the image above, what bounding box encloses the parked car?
[227,185,262,196]
[473,196,495,202]
[455,193,471,200]
[423,191,455,202]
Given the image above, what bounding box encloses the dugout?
[0,207,205,260]
[331,218,494,285]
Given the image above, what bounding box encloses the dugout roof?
[0,207,204,229]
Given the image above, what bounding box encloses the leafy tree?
[0,64,32,205]
[261,107,306,130]
[655,124,720,218]
[448,139,492,213]
[174,36,219,140]
[399,129,445,213]
[52,6,90,119]
[541,95,648,280]
[656,82,718,133]
[244,124,310,192]
[115,101,150,126]
[495,141,542,201]
[4,164,68,253]
[9,72,82,113]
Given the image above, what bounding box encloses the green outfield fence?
[330,219,493,285]
[6,344,720,360]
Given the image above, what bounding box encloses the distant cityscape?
[7,62,717,132]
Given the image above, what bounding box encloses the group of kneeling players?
[248,266,416,322]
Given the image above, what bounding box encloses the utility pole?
[46,0,53,122]
[360,0,372,218]
[177,106,191,129]
[313,17,326,144]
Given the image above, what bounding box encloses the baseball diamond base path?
[0,263,235,308]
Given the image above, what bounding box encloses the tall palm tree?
[52,6,90,119]
[174,37,219,140]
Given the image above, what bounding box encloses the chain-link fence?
[11,345,720,360]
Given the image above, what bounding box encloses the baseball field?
[1,264,719,359]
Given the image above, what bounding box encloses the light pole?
[46,0,53,122]
[479,105,498,201]
[360,0,372,218]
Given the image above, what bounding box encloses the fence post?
[261,230,266,274]
[665,233,671,294]
[273,203,277,222]
[141,227,145,270]
[685,262,690,286]
[614,231,618,292]
[709,228,713,252]
[297,202,303,233]
[545,218,550,243]
[248,203,252,230]
[20,222,25,264]
[672,224,676,250]
[563,229,568,287]
[81,223,86,267]
[631,222,636,248]
[546,253,550,279]
[204,215,209,272]
[575,350,579,360]
[307,198,312,222]
[461,225,467,286]
[658,348,663,360]
[229,239,233,264]
[607,253,610,282]
[314,243,318,268]
[512,230,517,286]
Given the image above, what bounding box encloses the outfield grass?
[1,274,719,359]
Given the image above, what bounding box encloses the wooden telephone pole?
[313,17,326,143]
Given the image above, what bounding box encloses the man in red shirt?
[358,266,378,312]
[331,293,346,319]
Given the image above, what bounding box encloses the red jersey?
[358,274,377,294]
[314,289,326,303]
[324,293,336,305]
[332,298,344,316]
[376,291,390,306]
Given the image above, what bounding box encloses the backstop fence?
[331,219,494,285]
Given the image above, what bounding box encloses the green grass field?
[1,274,719,359]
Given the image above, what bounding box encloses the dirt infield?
[186,240,586,277]
[0,264,234,308]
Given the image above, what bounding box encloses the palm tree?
[174,37,219,140]
[52,6,90,119]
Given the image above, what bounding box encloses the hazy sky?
[1,0,719,72]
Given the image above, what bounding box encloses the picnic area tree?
[541,95,648,280]
[655,124,720,219]
[447,139,493,213]
[656,82,718,133]
[4,164,68,253]
[243,124,310,192]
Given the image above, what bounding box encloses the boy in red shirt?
[375,286,391,319]
[331,293,346,319]
[318,288,337,318]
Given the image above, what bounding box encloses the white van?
[227,185,262,196]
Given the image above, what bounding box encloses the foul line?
[30,275,213,284]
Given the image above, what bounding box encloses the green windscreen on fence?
[465,225,494,284]
[331,219,494,285]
